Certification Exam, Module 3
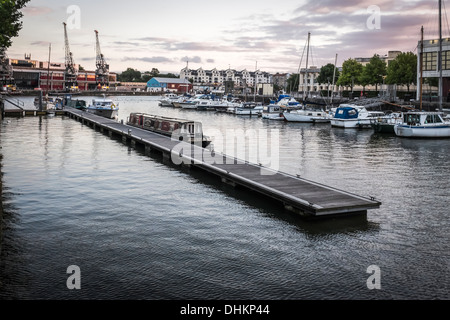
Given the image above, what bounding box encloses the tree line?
[117,68,177,83]
[286,52,418,94]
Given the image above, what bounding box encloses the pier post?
[144,145,152,156]
[162,152,171,165]
[221,177,236,188]
[284,204,309,217]
[0,98,4,121]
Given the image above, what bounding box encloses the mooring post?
[144,145,152,156]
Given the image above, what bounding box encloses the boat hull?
[372,123,395,134]
[234,108,259,115]
[331,119,372,128]
[284,112,330,123]
[394,124,450,138]
[261,113,284,120]
[87,108,119,119]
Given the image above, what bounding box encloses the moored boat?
[87,96,119,119]
[394,111,450,138]
[331,104,385,129]
[371,112,403,134]
[261,104,284,120]
[159,93,179,107]
[283,108,331,123]
[66,98,87,110]
[233,102,263,115]
[34,95,57,114]
[127,112,212,148]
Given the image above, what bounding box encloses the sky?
[6,0,450,75]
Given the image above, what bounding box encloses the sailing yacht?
[283,32,330,123]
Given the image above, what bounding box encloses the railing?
[2,94,25,110]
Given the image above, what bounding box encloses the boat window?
[405,114,420,125]
[435,114,443,123]
[348,109,357,116]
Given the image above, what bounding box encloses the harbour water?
[0,95,449,300]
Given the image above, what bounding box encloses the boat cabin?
[127,113,211,147]
[333,106,361,119]
[403,112,445,126]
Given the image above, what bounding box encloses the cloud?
[30,41,51,46]
[122,56,175,63]
[22,6,52,16]
[112,41,142,47]
[180,56,202,63]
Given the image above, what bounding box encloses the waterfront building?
[297,66,322,96]
[272,73,290,91]
[355,51,401,67]
[180,67,272,94]
[417,37,450,101]
[146,77,192,93]
[7,54,118,91]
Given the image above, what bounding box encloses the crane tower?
[63,22,78,91]
[95,30,109,89]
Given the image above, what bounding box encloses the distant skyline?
[7,0,450,75]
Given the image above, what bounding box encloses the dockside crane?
[63,22,78,92]
[95,30,109,89]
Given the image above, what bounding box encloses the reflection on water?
[0,96,449,300]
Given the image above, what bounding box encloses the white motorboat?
[211,99,241,112]
[394,111,450,138]
[233,102,263,115]
[34,95,56,113]
[261,104,285,120]
[283,108,331,123]
[158,93,179,107]
[87,96,119,119]
[331,104,385,129]
[178,94,206,109]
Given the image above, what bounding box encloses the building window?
[443,51,450,70]
[423,52,437,71]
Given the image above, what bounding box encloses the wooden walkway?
[64,108,381,217]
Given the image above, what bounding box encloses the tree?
[359,54,387,92]
[317,63,340,85]
[286,73,300,93]
[385,52,417,92]
[0,0,30,55]
[150,68,159,77]
[1,0,30,80]
[118,68,142,82]
[337,58,363,92]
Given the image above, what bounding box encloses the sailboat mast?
[439,0,443,112]
[331,53,338,106]
[254,61,257,102]
[304,32,310,100]
[420,26,424,111]
[46,43,51,95]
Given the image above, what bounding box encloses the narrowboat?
[127,113,212,148]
